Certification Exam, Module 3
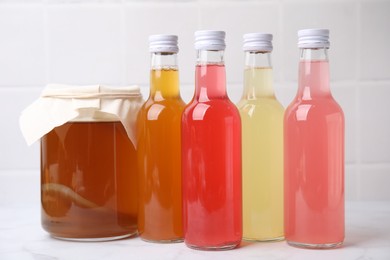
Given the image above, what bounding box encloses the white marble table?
[1,202,390,259]
[0,173,389,259]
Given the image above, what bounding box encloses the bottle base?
[185,241,240,251]
[51,232,137,242]
[141,237,184,244]
[243,236,284,242]
[287,240,343,249]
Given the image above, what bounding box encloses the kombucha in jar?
[22,84,144,241]
[41,120,138,240]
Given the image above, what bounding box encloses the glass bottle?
[237,33,284,241]
[137,35,185,242]
[181,30,242,250]
[284,29,345,249]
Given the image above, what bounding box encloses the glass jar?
[22,85,143,241]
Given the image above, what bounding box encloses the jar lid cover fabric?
[20,84,143,147]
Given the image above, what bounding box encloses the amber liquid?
[137,68,185,242]
[41,121,138,240]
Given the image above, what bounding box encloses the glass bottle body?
[237,51,284,241]
[284,48,345,248]
[182,50,242,250]
[137,52,185,242]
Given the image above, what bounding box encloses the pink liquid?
[284,60,344,246]
[181,65,242,249]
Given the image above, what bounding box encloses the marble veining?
[1,202,389,260]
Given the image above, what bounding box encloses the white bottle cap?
[149,34,179,53]
[298,29,330,48]
[243,33,273,52]
[194,30,226,51]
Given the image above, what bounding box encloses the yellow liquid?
[237,67,284,241]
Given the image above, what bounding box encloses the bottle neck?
[297,48,331,99]
[195,50,227,101]
[243,51,274,99]
[150,52,180,100]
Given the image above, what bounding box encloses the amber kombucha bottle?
[136,35,185,242]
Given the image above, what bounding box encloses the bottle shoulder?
[183,98,240,119]
[285,98,344,122]
[239,104,284,122]
[141,97,185,109]
[286,96,343,111]
[237,97,284,112]
[185,98,238,110]
[138,98,185,121]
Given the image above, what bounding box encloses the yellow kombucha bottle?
[136,35,185,242]
[237,33,284,241]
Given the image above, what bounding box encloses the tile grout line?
[278,0,284,85]
[355,0,362,200]
[120,1,127,85]
[43,2,50,86]
[197,0,202,30]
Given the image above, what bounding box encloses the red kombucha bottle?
[284,29,345,249]
[181,30,242,250]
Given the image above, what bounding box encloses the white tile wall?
[360,0,390,80]
[125,1,198,86]
[0,87,41,170]
[0,170,39,207]
[0,0,389,200]
[360,83,390,163]
[359,165,390,200]
[0,4,45,86]
[199,1,280,84]
[282,0,358,82]
[345,165,359,201]
[46,3,123,84]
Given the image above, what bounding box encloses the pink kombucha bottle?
[181,30,242,250]
[284,29,344,249]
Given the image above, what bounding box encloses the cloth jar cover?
[19,84,144,147]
